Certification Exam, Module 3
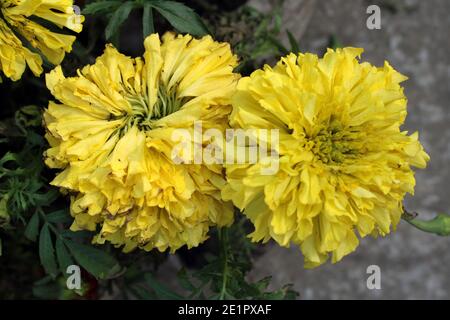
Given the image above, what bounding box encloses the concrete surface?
[245,0,450,299]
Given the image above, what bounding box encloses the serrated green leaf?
[15,105,41,133]
[82,0,122,15]
[151,1,209,36]
[129,285,156,300]
[33,274,53,286]
[142,3,154,38]
[286,30,299,53]
[255,276,272,291]
[144,273,183,300]
[105,1,136,40]
[61,230,93,239]
[33,189,59,207]
[328,35,342,50]
[266,36,289,55]
[24,211,39,241]
[65,240,119,279]
[0,152,19,167]
[407,213,450,236]
[273,10,282,33]
[39,224,58,277]
[46,209,72,224]
[32,280,63,300]
[56,238,74,275]
[177,268,195,291]
[18,193,27,212]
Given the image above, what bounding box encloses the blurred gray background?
[158,0,450,300]
[245,0,450,299]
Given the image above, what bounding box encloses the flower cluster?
[0,0,83,81]
[39,28,429,266]
[44,33,238,252]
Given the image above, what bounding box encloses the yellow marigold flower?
[0,0,83,81]
[222,48,429,268]
[44,33,238,252]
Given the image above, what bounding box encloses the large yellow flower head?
[44,33,239,252]
[223,48,429,268]
[0,0,83,81]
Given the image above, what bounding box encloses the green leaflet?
[150,1,209,36]
[24,211,39,241]
[65,240,120,279]
[39,224,58,278]
[105,1,137,40]
[84,0,210,43]
[142,3,155,38]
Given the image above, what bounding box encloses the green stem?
[218,227,229,300]
[402,207,450,236]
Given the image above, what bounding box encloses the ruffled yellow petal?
[0,19,43,80]
[0,0,83,80]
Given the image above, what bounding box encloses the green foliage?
[203,2,295,74]
[31,208,121,280]
[24,212,39,241]
[32,275,89,299]
[232,5,283,67]
[39,223,59,277]
[0,106,48,225]
[105,1,138,40]
[182,225,297,300]
[65,240,120,279]
[83,0,209,42]
[144,274,184,299]
[82,0,123,14]
[0,106,120,284]
[130,220,298,300]
[55,238,74,274]
[286,30,300,53]
[142,3,155,37]
[328,35,342,50]
[150,1,209,36]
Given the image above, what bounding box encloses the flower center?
[309,119,359,164]
[121,84,187,133]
